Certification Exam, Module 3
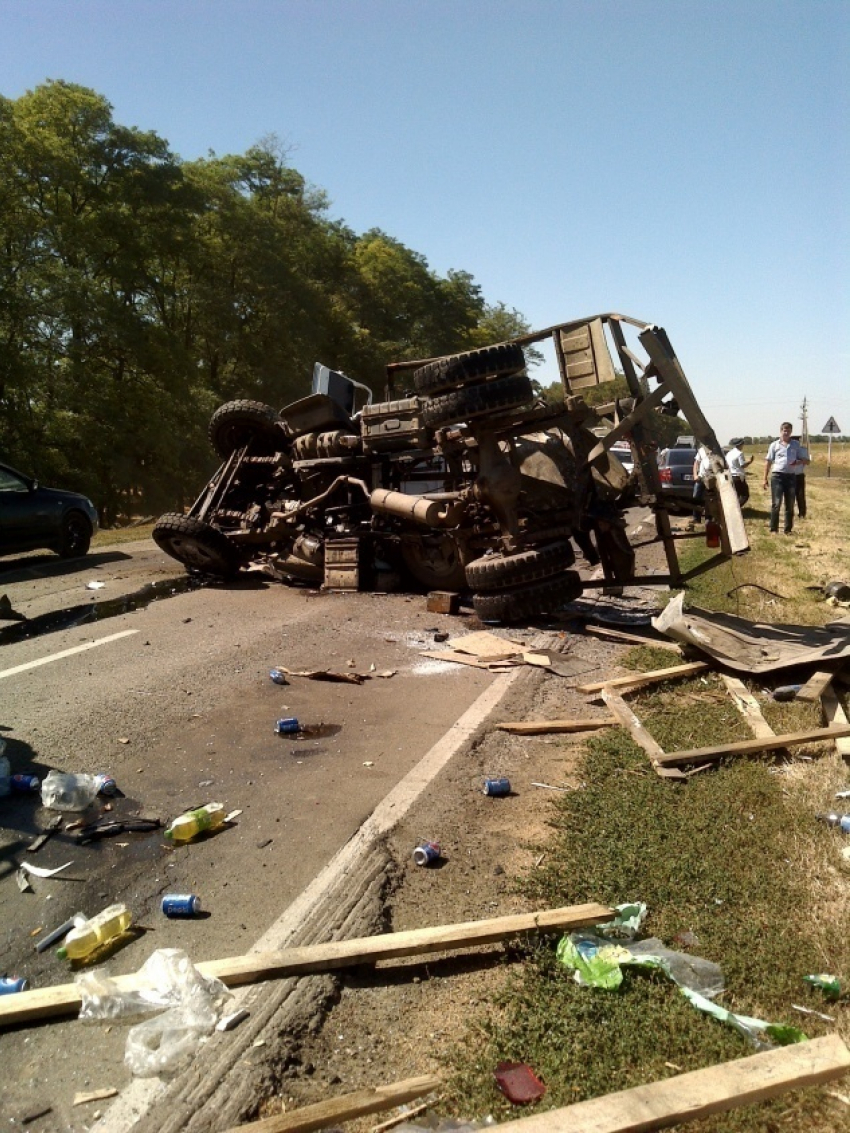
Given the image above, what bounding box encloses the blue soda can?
[413,840,441,866]
[483,777,511,797]
[95,773,119,796]
[0,977,28,994]
[162,894,202,917]
[269,668,288,685]
[10,774,40,792]
[274,717,300,735]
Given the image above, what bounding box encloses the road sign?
[821,416,841,434]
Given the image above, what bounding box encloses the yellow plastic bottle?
[57,904,132,960]
[163,802,225,843]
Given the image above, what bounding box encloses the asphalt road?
[0,541,506,1129]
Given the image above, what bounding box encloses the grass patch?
[92,521,156,548]
[440,677,850,1129]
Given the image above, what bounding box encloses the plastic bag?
[77,948,231,1077]
[125,1003,215,1078]
[78,947,230,1023]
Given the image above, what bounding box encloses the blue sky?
[2,0,848,445]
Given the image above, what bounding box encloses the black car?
[656,447,698,512]
[0,461,99,559]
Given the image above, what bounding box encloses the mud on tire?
[153,514,241,577]
[421,372,534,429]
[465,541,575,592]
[413,343,526,396]
[209,400,285,460]
[472,570,583,624]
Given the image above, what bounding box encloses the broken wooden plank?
[496,1033,850,1133]
[721,675,776,740]
[822,685,850,757]
[796,669,835,704]
[578,661,709,695]
[0,903,613,1028]
[222,1074,441,1133]
[655,724,850,767]
[497,718,617,735]
[601,689,687,781]
[419,649,515,670]
[583,624,681,650]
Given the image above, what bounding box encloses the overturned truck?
[153,314,748,622]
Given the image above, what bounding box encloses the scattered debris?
[216,1007,250,1032]
[653,592,850,674]
[35,914,85,954]
[73,1088,118,1106]
[578,661,709,695]
[426,591,459,615]
[75,817,161,845]
[19,860,74,879]
[25,815,62,852]
[497,718,616,735]
[277,666,368,685]
[85,581,106,590]
[494,1060,546,1104]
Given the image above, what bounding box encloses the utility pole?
[800,396,809,447]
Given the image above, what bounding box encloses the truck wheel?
[153,514,240,577]
[209,400,285,459]
[421,373,533,429]
[413,344,526,396]
[56,512,93,558]
[465,542,575,591]
[472,571,583,624]
[401,534,468,591]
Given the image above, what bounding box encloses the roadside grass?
[441,485,850,1127]
[92,521,156,548]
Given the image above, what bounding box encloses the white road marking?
[0,629,138,680]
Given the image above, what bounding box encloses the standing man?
[763,423,809,534]
[726,438,753,504]
[689,444,712,528]
[791,435,809,519]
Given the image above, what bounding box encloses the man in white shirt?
[689,445,712,525]
[763,422,809,534]
[726,438,753,504]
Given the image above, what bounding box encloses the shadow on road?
[0,550,132,582]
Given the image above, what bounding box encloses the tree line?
[0,81,533,523]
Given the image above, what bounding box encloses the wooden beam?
[601,690,687,781]
[822,685,850,756]
[495,1034,850,1133]
[583,625,681,650]
[0,903,613,1029]
[721,676,776,740]
[578,661,709,695]
[497,719,617,735]
[796,670,835,704]
[221,1074,441,1133]
[585,381,671,463]
[655,724,850,767]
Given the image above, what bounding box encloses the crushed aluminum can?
[412,840,441,866]
[269,668,288,685]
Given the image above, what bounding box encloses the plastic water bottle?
[816,813,850,833]
[56,904,132,960]
[41,770,101,811]
[164,802,225,843]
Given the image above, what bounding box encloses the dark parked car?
[656,447,698,512]
[0,461,99,559]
